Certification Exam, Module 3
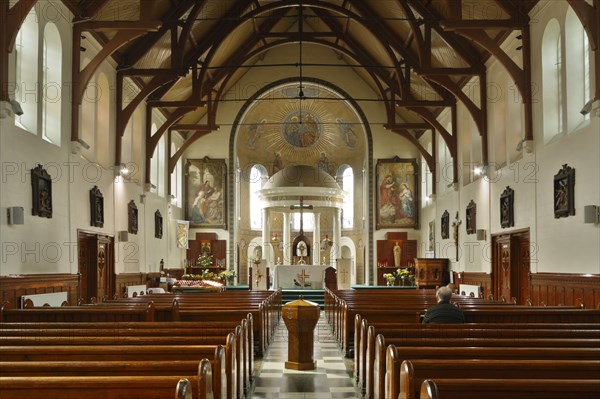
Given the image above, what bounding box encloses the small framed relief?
[553,164,575,218]
[128,200,138,234]
[31,164,53,218]
[500,186,514,228]
[90,186,104,227]
[155,210,163,239]
[466,200,476,234]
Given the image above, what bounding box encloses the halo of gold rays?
[258,83,338,161]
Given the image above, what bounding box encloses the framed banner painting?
[376,157,419,229]
[185,157,227,229]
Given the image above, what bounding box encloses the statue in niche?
[393,241,402,267]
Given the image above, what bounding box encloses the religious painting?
[441,210,449,239]
[466,200,476,234]
[89,186,104,227]
[154,210,163,239]
[128,200,138,234]
[185,157,227,229]
[31,164,52,218]
[553,164,575,218]
[176,220,189,249]
[500,186,514,228]
[376,157,419,229]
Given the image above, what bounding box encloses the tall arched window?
[249,164,268,230]
[14,8,38,133]
[80,57,96,158]
[41,22,62,146]
[566,8,591,130]
[542,19,563,142]
[170,142,183,207]
[438,122,454,194]
[157,135,166,197]
[338,165,354,228]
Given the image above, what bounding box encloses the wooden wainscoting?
[0,274,80,308]
[530,273,600,309]
[115,273,145,299]
[453,272,492,299]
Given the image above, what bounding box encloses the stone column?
[313,212,321,265]
[283,211,291,264]
[262,208,270,264]
[333,208,342,267]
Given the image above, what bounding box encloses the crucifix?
[452,212,462,262]
[296,269,311,287]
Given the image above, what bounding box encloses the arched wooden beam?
[168,129,212,174]
[213,39,393,121]
[114,74,176,167]
[389,127,435,173]
[405,0,482,67]
[173,1,207,69]
[396,0,427,64]
[450,28,533,141]
[0,0,37,101]
[422,74,486,143]
[408,106,459,184]
[70,22,161,142]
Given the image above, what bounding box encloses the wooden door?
[78,231,114,303]
[492,230,530,304]
[493,235,514,302]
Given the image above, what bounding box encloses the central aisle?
[248,312,360,398]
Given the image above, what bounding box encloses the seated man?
[422,286,465,324]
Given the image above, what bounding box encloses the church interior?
[1,0,599,398]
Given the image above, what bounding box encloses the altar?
[271,265,330,289]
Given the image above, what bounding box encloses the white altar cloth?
[271,265,329,289]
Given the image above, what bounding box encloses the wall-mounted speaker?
[7,206,24,225]
[118,230,129,242]
[583,205,599,224]
[476,229,486,241]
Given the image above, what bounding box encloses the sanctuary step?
[281,289,325,310]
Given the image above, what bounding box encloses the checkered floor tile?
[247,312,360,398]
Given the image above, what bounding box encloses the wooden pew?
[0,316,256,389]
[385,345,600,399]
[0,342,231,399]
[364,327,600,397]
[400,359,600,399]
[419,378,600,399]
[0,302,156,323]
[0,358,215,399]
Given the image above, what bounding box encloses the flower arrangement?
[219,270,237,283]
[396,268,410,279]
[383,273,396,286]
[196,253,213,267]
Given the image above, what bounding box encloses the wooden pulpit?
[282,297,320,370]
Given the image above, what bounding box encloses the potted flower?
[219,270,237,285]
[396,268,410,285]
[383,273,396,286]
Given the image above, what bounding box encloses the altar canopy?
[272,265,329,289]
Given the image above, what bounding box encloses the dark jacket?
[422,300,465,324]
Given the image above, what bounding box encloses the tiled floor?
[248,312,360,398]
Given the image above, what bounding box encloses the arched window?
[292,212,314,231]
[566,8,591,130]
[542,19,563,142]
[14,8,38,133]
[41,22,62,146]
[338,165,354,228]
[438,122,454,194]
[96,73,111,167]
[249,164,268,230]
